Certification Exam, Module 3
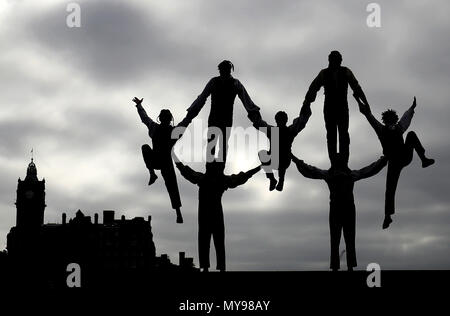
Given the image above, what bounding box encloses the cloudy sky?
[0,0,449,270]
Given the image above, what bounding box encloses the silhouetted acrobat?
[248,107,311,191]
[301,50,369,165]
[187,60,261,162]
[355,96,435,229]
[133,97,199,224]
[175,157,261,272]
[292,153,387,271]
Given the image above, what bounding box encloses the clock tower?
[15,158,46,229]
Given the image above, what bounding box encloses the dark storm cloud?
[20,0,216,86]
[0,0,449,270]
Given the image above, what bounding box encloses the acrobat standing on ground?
[175,156,261,272]
[292,153,387,271]
[132,97,200,224]
[354,95,435,229]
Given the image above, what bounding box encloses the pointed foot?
[275,181,284,191]
[175,208,183,224]
[269,178,277,191]
[148,173,158,186]
[382,216,393,229]
[422,158,435,168]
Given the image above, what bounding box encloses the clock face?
[25,190,34,199]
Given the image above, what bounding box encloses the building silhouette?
[3,159,197,288]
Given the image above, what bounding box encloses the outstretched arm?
[173,154,203,185]
[291,154,327,180]
[248,110,271,137]
[236,80,260,113]
[398,97,416,133]
[303,70,324,106]
[175,106,199,129]
[289,105,312,136]
[353,94,383,137]
[186,79,214,115]
[352,156,387,181]
[226,165,262,189]
[133,97,158,136]
[347,68,369,106]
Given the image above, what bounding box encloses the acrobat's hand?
[171,150,181,164]
[412,96,417,109]
[354,93,370,115]
[290,153,300,164]
[132,97,143,106]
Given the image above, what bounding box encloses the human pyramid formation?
[131,51,434,271]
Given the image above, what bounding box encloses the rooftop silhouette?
[2,159,198,288]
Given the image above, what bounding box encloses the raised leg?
[404,131,435,168]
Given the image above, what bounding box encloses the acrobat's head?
[205,160,225,177]
[381,109,399,128]
[328,50,342,68]
[158,109,174,126]
[275,111,288,127]
[218,60,234,77]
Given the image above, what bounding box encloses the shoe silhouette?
[422,158,435,168]
[269,178,277,191]
[275,180,284,192]
[175,208,183,224]
[148,173,158,186]
[382,216,393,229]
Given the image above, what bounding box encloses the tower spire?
[25,153,38,182]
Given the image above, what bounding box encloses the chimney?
[62,213,67,225]
[147,215,152,226]
[103,210,115,224]
[179,252,185,266]
[94,213,99,224]
[121,215,125,221]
